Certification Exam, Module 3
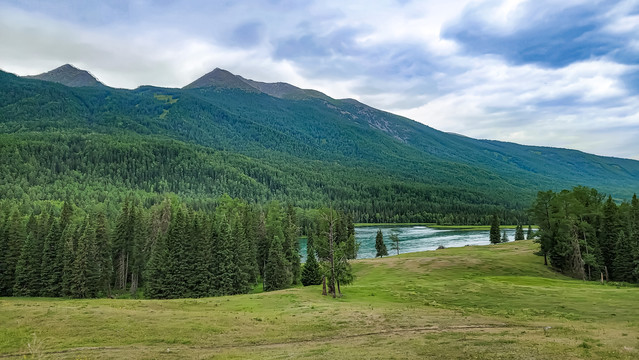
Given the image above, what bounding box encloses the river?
[300,225,520,261]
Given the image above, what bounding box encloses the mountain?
[23,64,103,87]
[1,65,638,223]
[183,68,258,91]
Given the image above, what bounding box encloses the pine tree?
[515,224,525,240]
[0,211,25,296]
[490,214,501,244]
[389,232,400,255]
[13,232,42,296]
[189,213,212,298]
[113,198,132,290]
[40,221,62,297]
[60,224,76,297]
[145,232,169,299]
[301,233,322,286]
[600,196,620,277]
[614,231,634,282]
[94,212,113,296]
[375,229,388,258]
[264,236,291,291]
[71,218,99,298]
[526,225,534,240]
[59,200,74,231]
[501,230,509,243]
[165,208,188,298]
[284,204,301,285]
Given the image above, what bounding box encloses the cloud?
[0,0,638,159]
[442,0,639,68]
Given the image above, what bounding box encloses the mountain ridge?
[1,65,638,223]
[24,64,104,87]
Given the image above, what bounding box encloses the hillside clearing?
[1,240,638,359]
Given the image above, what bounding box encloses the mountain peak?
[24,64,103,87]
[183,68,258,91]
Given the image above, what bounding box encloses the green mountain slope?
[1,66,637,223]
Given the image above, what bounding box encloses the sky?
[1,0,638,159]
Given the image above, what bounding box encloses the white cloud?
[0,0,638,159]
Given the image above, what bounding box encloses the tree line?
[531,186,639,283]
[0,195,356,299]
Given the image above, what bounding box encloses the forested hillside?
[1,66,639,225]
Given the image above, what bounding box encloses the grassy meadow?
[1,240,638,359]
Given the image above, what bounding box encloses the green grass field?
[1,240,638,359]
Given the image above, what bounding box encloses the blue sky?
[1,0,638,159]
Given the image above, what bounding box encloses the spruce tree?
[189,213,212,298]
[526,225,534,240]
[60,224,76,297]
[600,196,620,277]
[390,232,400,255]
[264,236,291,291]
[145,233,169,299]
[614,231,634,282]
[501,230,509,243]
[515,224,525,241]
[490,214,501,244]
[165,208,188,298]
[301,233,322,286]
[375,229,388,258]
[13,233,41,296]
[284,204,301,285]
[0,211,25,296]
[40,221,62,297]
[71,219,99,298]
[94,212,113,296]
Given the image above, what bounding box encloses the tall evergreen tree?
[284,204,301,285]
[301,232,322,286]
[40,221,62,296]
[515,224,525,241]
[264,236,291,291]
[490,214,501,244]
[13,229,43,297]
[0,211,25,296]
[145,232,169,299]
[614,231,635,282]
[71,218,99,298]
[600,196,620,277]
[60,223,77,297]
[390,232,400,255]
[375,229,388,258]
[526,225,534,240]
[94,212,113,296]
[501,230,509,243]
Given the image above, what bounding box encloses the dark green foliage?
[264,236,291,291]
[40,221,62,296]
[614,231,635,282]
[526,225,533,240]
[94,212,113,296]
[531,187,639,283]
[70,218,99,298]
[375,230,388,258]
[515,224,525,241]
[284,204,301,284]
[0,211,24,296]
[390,232,400,255]
[301,233,322,286]
[600,196,620,277]
[501,230,509,243]
[13,233,42,296]
[60,224,76,297]
[490,214,501,244]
